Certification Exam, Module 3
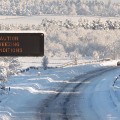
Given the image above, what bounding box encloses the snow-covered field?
[0,15,120,25]
[0,60,120,120]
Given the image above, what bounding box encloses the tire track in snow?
[36,66,117,120]
[63,67,117,120]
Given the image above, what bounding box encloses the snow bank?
[111,75,120,113]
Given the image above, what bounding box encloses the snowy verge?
[110,74,120,113]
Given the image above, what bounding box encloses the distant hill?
[0,0,120,17]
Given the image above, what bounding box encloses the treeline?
[41,18,120,30]
[1,18,120,30]
[0,0,120,17]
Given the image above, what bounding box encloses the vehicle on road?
[117,61,120,66]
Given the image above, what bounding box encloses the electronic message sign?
[0,33,44,56]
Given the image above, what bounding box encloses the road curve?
[36,66,119,120]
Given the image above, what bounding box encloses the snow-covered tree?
[0,68,7,92]
[0,0,119,16]
[0,57,20,91]
[69,3,77,15]
[41,56,48,70]
[0,57,20,77]
[93,51,99,60]
[0,67,7,82]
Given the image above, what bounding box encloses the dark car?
[117,61,120,66]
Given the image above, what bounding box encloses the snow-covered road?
[0,63,120,120]
[37,66,120,120]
